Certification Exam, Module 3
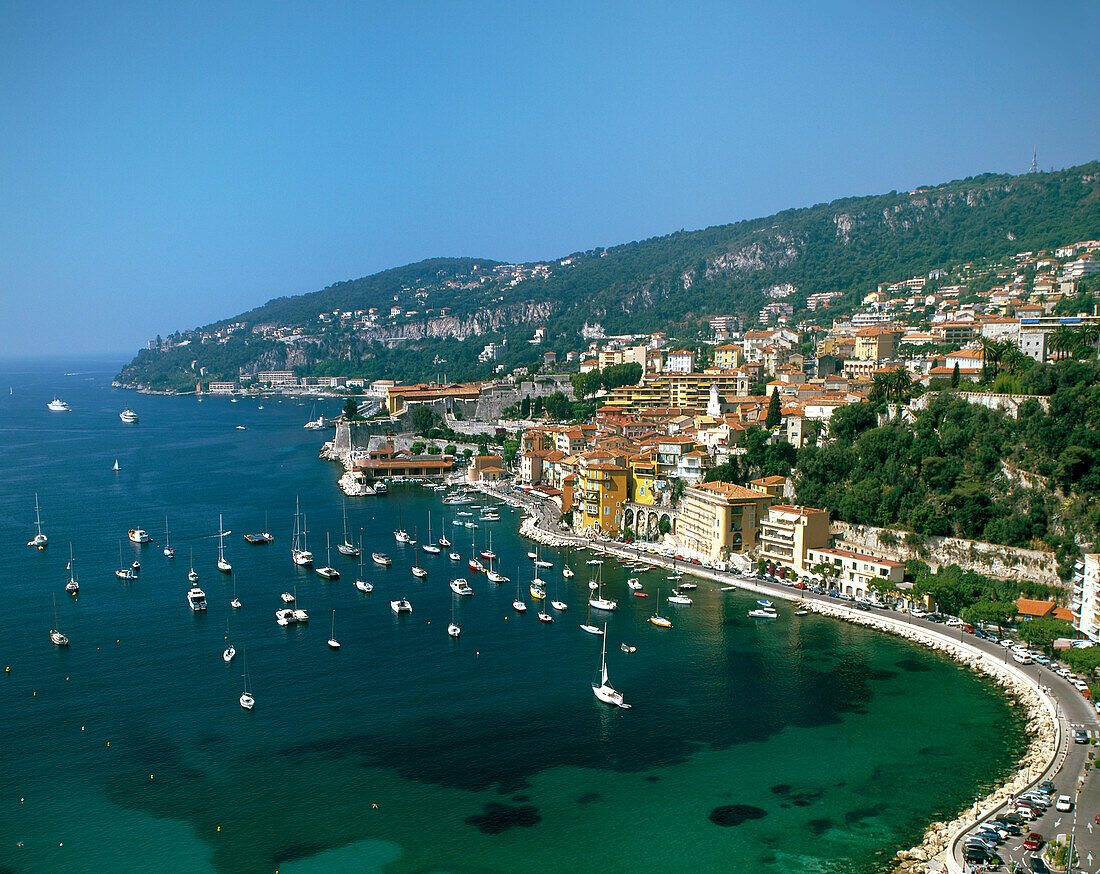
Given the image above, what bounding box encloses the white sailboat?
[27,492,47,549]
[328,610,341,649]
[240,649,255,709]
[115,541,137,580]
[513,574,527,613]
[65,544,79,594]
[223,618,236,662]
[580,600,603,634]
[562,546,574,578]
[112,459,120,471]
[411,528,426,577]
[423,513,441,554]
[355,538,373,591]
[447,596,460,638]
[50,594,69,646]
[188,547,199,583]
[316,533,340,579]
[230,574,242,609]
[292,586,308,622]
[592,627,629,708]
[217,514,232,573]
[163,517,175,558]
[337,502,359,556]
[588,566,617,611]
[648,588,673,628]
[291,497,313,566]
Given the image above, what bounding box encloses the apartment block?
[759,505,830,574]
[677,482,773,563]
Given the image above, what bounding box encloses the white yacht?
[187,586,207,611]
[291,498,313,566]
[65,546,79,594]
[412,565,427,578]
[50,596,69,646]
[450,578,473,596]
[486,569,508,583]
[337,503,359,556]
[394,528,411,544]
[188,548,199,583]
[216,515,232,573]
[28,493,48,549]
[128,528,150,543]
[316,533,340,579]
[588,569,617,611]
[372,552,392,566]
[119,409,139,424]
[240,651,254,709]
[328,610,340,649]
[390,599,413,614]
[47,398,70,411]
[355,578,374,593]
[592,628,629,708]
[667,592,693,605]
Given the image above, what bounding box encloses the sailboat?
[648,588,673,628]
[355,538,373,592]
[292,586,308,622]
[65,544,79,594]
[411,528,426,577]
[316,533,340,579]
[580,600,603,634]
[188,547,199,583]
[50,594,69,646]
[240,649,255,709]
[513,574,527,613]
[115,541,137,580]
[112,459,120,471]
[592,626,629,708]
[244,512,274,543]
[230,574,242,609]
[217,514,232,573]
[394,506,410,544]
[291,497,313,566]
[468,529,483,573]
[479,531,497,562]
[447,596,460,637]
[438,517,451,549]
[562,546,574,578]
[223,618,236,662]
[27,492,47,549]
[588,566,617,611]
[550,576,567,612]
[163,517,175,558]
[337,502,359,556]
[423,513,441,554]
[328,610,341,649]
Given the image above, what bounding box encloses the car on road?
[1055,795,1073,812]
[1074,728,1090,743]
[1037,780,1056,794]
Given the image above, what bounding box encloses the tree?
[828,402,877,443]
[478,442,488,456]
[765,388,782,429]
[1017,616,1076,654]
[951,362,960,387]
[444,444,456,456]
[343,397,361,420]
[532,395,544,416]
[412,406,436,435]
[463,448,473,459]
[502,438,519,465]
[960,600,1016,634]
[657,516,671,535]
[426,444,441,455]
[544,391,572,421]
[519,396,531,418]
[410,441,425,455]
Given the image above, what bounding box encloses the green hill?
[117,162,1100,390]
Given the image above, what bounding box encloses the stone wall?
[830,520,1061,586]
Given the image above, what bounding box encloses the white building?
[1073,554,1100,641]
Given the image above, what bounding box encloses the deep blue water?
[0,359,1027,873]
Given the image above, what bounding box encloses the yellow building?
[677,482,773,563]
[629,452,658,505]
[578,458,629,537]
[598,349,625,370]
[714,344,744,369]
[759,504,830,576]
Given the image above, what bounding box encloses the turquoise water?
[0,359,1027,873]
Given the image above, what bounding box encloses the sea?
[0,357,1027,874]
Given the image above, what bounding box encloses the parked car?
[1029,856,1050,873]
[991,818,1021,835]
[1056,795,1073,812]
[1013,806,1037,821]
[1023,832,1044,851]
[1013,652,1034,665]
[1037,780,1056,793]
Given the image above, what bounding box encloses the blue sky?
[2,0,1098,357]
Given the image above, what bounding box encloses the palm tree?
[1077,323,1100,360]
[1050,325,1076,361]
[887,367,912,403]
[979,337,1005,380]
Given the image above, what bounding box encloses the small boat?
[528,551,537,560]
[627,578,641,590]
[720,585,738,592]
[592,629,629,708]
[412,565,427,578]
[457,511,473,517]
[394,528,411,544]
[648,589,672,627]
[244,517,274,544]
[315,533,340,579]
[633,591,649,598]
[667,593,692,605]
[280,591,295,604]
[112,459,120,471]
[187,586,207,611]
[748,608,778,619]
[188,548,199,583]
[47,398,70,411]
[65,545,79,594]
[119,409,139,424]
[538,607,553,622]
[235,425,247,430]
[337,502,359,556]
[464,521,477,529]
[373,481,387,495]
[223,619,236,663]
[452,519,463,527]
[372,552,392,566]
[115,541,137,580]
[563,566,574,579]
[480,549,497,561]
[50,595,69,646]
[291,498,313,566]
[216,515,232,573]
[163,518,175,557]
[328,610,340,649]
[586,558,603,566]
[438,533,451,548]
[580,601,603,635]
[756,599,773,608]
[356,577,373,593]
[588,568,616,611]
[240,650,255,709]
[513,576,527,612]
[530,583,546,600]
[535,559,553,569]
[275,607,296,626]
[795,608,810,616]
[230,575,241,609]
[423,515,441,553]
[447,597,460,638]
[486,570,508,583]
[620,643,636,653]
[390,599,413,614]
[450,578,473,596]
[449,551,461,561]
[551,598,568,610]
[677,582,697,590]
[128,528,150,543]
[293,599,308,622]
[27,494,47,549]
[480,512,500,521]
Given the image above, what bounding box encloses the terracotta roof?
[691,481,761,500]
[1015,598,1055,617]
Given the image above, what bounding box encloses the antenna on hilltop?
[1029,146,1039,174]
